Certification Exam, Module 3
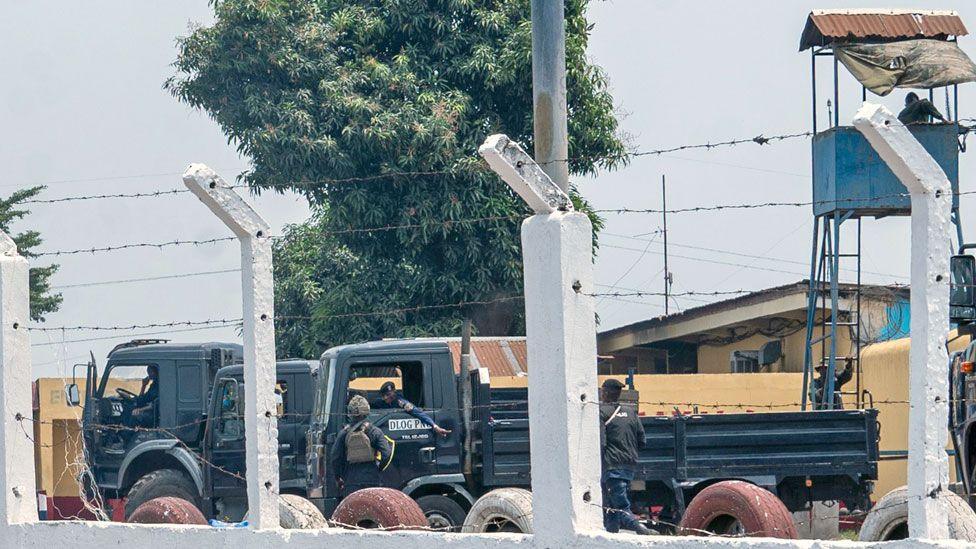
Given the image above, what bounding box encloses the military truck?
[305,339,881,533]
[68,340,316,520]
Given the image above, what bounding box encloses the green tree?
[168,0,624,357]
[0,187,62,321]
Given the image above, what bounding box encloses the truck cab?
[307,340,465,518]
[70,340,318,521]
[948,249,976,500]
[71,340,243,503]
[202,360,317,521]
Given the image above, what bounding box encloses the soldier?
[898,92,947,125]
[330,395,393,498]
[600,379,653,535]
[372,381,451,437]
[813,357,854,410]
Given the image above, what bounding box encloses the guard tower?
[799,10,976,410]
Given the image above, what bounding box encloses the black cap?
[380,381,396,395]
[602,379,625,390]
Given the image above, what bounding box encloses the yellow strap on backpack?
[378,435,395,471]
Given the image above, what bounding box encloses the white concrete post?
[0,232,37,526]
[184,164,280,530]
[480,134,603,539]
[854,104,952,540]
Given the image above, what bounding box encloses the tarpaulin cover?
[834,39,976,96]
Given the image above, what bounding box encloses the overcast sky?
[5,1,976,379]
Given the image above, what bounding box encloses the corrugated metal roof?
[800,10,967,51]
[446,337,528,377]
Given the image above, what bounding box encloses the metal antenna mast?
[663,174,671,315]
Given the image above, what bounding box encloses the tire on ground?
[331,488,427,530]
[127,496,207,525]
[679,480,797,539]
[858,486,976,542]
[416,494,468,532]
[279,494,328,529]
[462,488,533,534]
[124,468,201,520]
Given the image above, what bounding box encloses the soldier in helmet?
[330,395,393,498]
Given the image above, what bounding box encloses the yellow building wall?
[491,373,804,414]
[696,324,854,375]
[861,333,970,498]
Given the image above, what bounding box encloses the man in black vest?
[600,379,653,535]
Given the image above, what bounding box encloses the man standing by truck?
[330,395,393,498]
[599,379,653,535]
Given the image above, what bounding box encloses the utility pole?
[662,174,671,315]
[531,0,570,192]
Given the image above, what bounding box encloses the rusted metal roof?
[800,10,967,51]
[446,337,527,378]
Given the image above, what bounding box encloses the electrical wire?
[52,268,240,289]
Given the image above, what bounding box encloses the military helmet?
[347,395,370,418]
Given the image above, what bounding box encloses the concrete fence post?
[480,134,604,540]
[184,164,280,530]
[0,232,37,526]
[854,104,952,539]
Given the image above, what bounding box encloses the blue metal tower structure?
[799,11,969,410]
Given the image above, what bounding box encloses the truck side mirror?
[65,384,81,407]
[951,255,976,325]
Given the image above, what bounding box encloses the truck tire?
[462,488,533,534]
[331,488,427,530]
[680,481,797,539]
[858,486,976,541]
[124,469,201,520]
[127,496,207,525]
[416,495,467,532]
[279,494,328,529]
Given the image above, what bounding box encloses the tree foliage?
[169,0,624,357]
[0,187,62,321]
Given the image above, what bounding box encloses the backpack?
[345,421,376,464]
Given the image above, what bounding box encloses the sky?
[4,1,976,379]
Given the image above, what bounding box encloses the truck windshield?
[97,364,152,397]
[313,357,337,428]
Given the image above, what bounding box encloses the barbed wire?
[34,237,237,258]
[24,189,190,204]
[33,214,522,257]
[27,318,242,332]
[629,131,813,158]
[17,130,814,205]
[27,279,927,333]
[596,188,976,215]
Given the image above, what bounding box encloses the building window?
[730,350,760,373]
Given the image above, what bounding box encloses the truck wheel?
[462,488,533,534]
[127,496,207,525]
[680,481,797,539]
[416,495,467,532]
[858,486,976,541]
[279,494,328,529]
[124,469,200,520]
[331,488,427,530]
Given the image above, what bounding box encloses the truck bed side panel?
[478,404,878,489]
